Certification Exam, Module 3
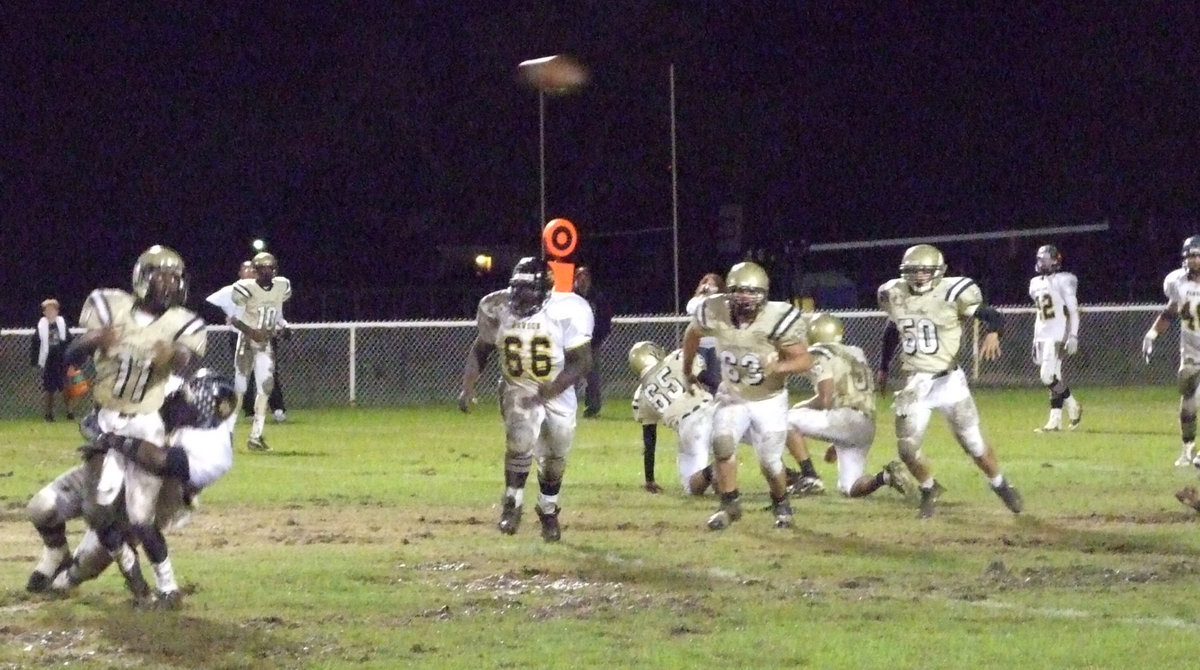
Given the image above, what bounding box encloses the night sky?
[4,3,1199,326]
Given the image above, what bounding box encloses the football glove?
[1065,336,1078,356]
[1142,329,1157,364]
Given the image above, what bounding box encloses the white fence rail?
[0,304,1174,419]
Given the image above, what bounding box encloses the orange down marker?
[543,218,578,292]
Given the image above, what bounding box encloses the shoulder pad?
[478,290,509,317]
[940,276,979,302]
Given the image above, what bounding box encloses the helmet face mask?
[807,313,844,345]
[132,245,187,312]
[252,252,278,286]
[164,369,237,431]
[1035,245,1061,275]
[899,244,946,294]
[627,341,666,378]
[508,257,553,318]
[726,262,769,325]
[1182,236,1200,275]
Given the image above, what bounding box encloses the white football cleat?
[1176,442,1196,467]
[1066,400,1082,429]
[273,409,287,423]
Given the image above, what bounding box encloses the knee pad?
[895,416,925,462]
[233,376,248,396]
[1039,369,1058,387]
[26,486,64,529]
[712,435,737,461]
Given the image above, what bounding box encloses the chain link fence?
[0,304,1175,419]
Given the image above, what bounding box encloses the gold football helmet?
[132,245,187,310]
[899,244,946,294]
[726,261,769,323]
[252,252,278,281]
[807,313,844,345]
[628,341,666,377]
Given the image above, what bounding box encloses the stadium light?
[474,253,493,275]
[252,238,266,252]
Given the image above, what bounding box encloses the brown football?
[518,55,589,95]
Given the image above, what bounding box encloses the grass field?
[3,386,1200,669]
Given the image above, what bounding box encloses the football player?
[231,251,292,451]
[877,244,1023,518]
[25,371,236,605]
[61,245,207,603]
[458,257,595,542]
[1142,235,1200,466]
[682,261,813,530]
[628,341,716,495]
[787,314,913,498]
[1028,244,1083,432]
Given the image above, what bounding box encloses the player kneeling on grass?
[25,370,236,605]
[787,314,914,498]
[628,341,717,495]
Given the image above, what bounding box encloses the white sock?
[919,478,935,490]
[152,558,178,593]
[33,544,69,576]
[250,415,266,440]
[537,494,559,513]
[1046,409,1062,425]
[989,474,1005,488]
[506,487,524,508]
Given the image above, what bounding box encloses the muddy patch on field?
[980,559,1200,589]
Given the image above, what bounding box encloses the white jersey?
[476,290,594,413]
[631,349,712,431]
[1164,268,1200,363]
[171,413,235,490]
[205,284,239,321]
[232,277,291,334]
[1028,271,1079,342]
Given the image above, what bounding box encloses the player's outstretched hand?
[979,332,1002,361]
[1142,330,1156,364]
[1065,335,1078,356]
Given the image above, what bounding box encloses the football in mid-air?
[518,55,589,95]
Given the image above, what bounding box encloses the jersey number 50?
[898,318,940,355]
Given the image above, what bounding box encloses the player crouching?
[787,314,914,498]
[25,370,236,606]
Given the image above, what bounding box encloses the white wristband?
[1145,329,1159,341]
